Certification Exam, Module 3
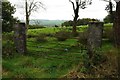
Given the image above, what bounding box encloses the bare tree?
[113,1,120,48]
[103,0,114,22]
[25,0,45,29]
[69,0,92,34]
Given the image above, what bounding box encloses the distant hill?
[29,19,67,26]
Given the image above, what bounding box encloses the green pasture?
[2,24,116,78]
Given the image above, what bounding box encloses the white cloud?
[114,0,120,2]
[8,0,116,20]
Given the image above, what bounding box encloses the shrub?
[55,31,70,41]
[78,50,91,73]
[46,33,54,37]
[2,1,19,32]
[2,40,16,58]
[27,33,36,38]
[2,32,13,41]
[92,53,107,65]
[28,25,45,29]
[91,49,107,65]
[79,48,107,73]
[35,33,47,42]
[77,32,88,45]
[2,32,16,58]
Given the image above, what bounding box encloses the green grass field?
[2,24,118,78]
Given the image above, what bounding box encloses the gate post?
[14,23,27,54]
[87,22,103,58]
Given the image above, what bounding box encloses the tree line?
[62,18,100,27]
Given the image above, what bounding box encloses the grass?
[2,40,83,78]
[2,24,118,78]
[27,27,60,35]
[2,30,83,78]
[103,23,113,30]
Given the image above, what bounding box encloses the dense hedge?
[62,18,100,27]
[28,25,45,29]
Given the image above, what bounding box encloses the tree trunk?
[109,1,113,23]
[72,18,77,34]
[113,2,120,48]
[25,0,29,30]
[72,5,79,34]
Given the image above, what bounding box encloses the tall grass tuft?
[55,31,70,41]
[35,33,47,42]
[77,32,88,45]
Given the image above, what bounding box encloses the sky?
[8,0,116,21]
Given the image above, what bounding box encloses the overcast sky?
[8,0,116,21]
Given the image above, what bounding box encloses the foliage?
[61,20,73,27]
[2,40,16,58]
[2,32,14,41]
[77,32,88,45]
[2,1,19,32]
[91,48,107,66]
[2,32,16,58]
[46,33,55,37]
[103,11,115,23]
[28,25,45,29]
[79,48,107,73]
[35,33,47,42]
[80,50,90,73]
[62,18,100,27]
[55,31,70,41]
[77,18,100,25]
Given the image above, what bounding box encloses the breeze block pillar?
[87,22,103,58]
[14,23,27,54]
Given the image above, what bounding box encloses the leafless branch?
[69,0,76,13]
[102,0,111,2]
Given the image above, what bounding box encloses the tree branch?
[29,0,34,11]
[102,0,110,2]
[28,1,38,16]
[79,0,82,6]
[69,0,76,13]
[76,1,79,7]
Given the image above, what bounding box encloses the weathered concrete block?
[87,22,103,57]
[14,23,26,53]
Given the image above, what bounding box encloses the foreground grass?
[2,24,118,78]
[3,38,117,78]
[3,37,84,78]
[2,29,83,78]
